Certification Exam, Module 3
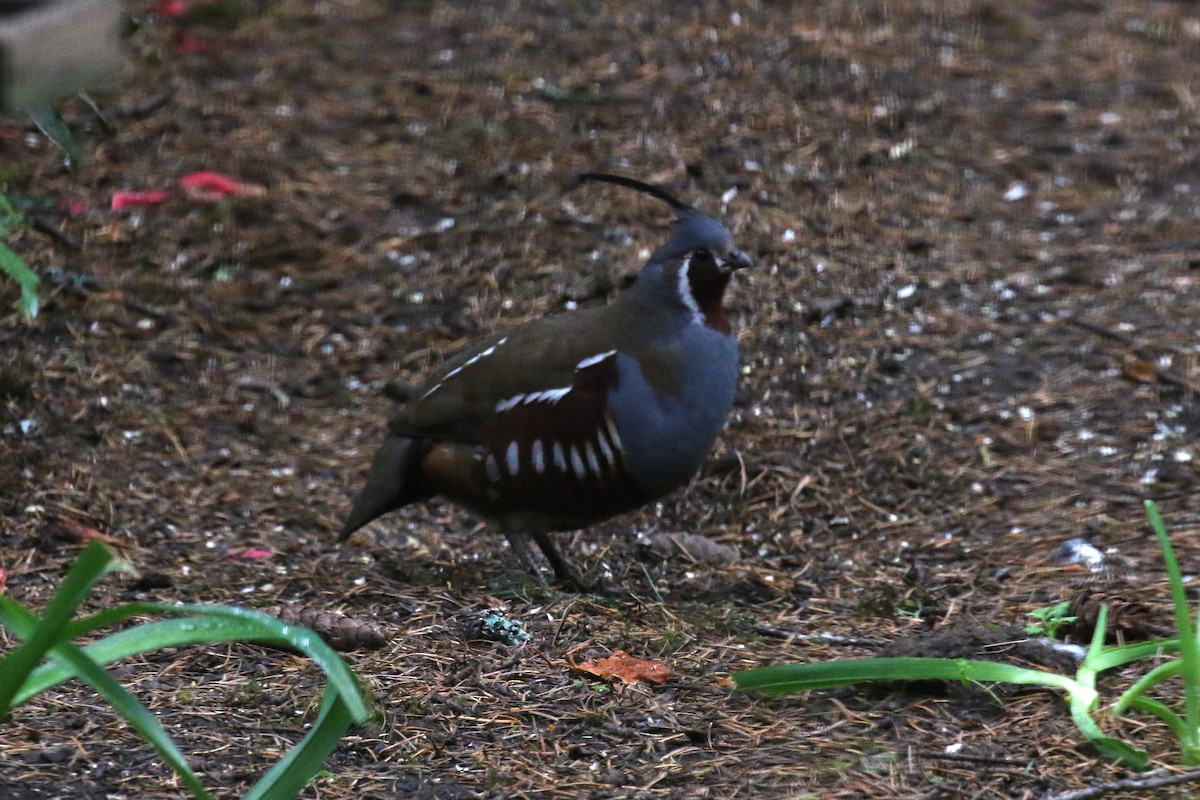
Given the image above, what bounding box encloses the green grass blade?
[243,691,358,800]
[0,241,39,318]
[1114,660,1183,715]
[62,601,172,639]
[1125,696,1189,744]
[1,601,213,799]
[1088,605,1109,659]
[171,605,366,717]
[54,644,213,799]
[26,103,81,169]
[734,657,1087,698]
[1074,604,1109,694]
[14,615,271,704]
[1086,638,1181,672]
[1145,500,1200,760]
[0,541,121,712]
[77,91,116,133]
[1066,692,1148,768]
[735,656,1150,765]
[17,606,368,722]
[0,550,366,798]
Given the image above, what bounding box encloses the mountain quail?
[341,173,752,586]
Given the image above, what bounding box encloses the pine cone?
[1062,589,1173,643]
[260,605,388,651]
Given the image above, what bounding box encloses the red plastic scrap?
[149,0,188,17]
[111,171,264,210]
[226,548,274,560]
[171,29,210,54]
[58,197,88,215]
[178,171,264,200]
[111,189,173,210]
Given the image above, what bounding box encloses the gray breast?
[607,327,738,497]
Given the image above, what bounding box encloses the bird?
[340,173,752,587]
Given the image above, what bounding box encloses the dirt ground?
[3,0,1200,797]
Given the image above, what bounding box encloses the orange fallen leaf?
[573,650,670,685]
[1122,356,1158,384]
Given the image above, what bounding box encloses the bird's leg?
[505,526,587,590]
[505,530,550,585]
[530,530,587,591]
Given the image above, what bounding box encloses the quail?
[341,173,752,586]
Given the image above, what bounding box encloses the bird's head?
[567,173,752,332]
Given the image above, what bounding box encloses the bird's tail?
[340,435,429,540]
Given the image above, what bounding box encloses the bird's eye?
[692,249,713,262]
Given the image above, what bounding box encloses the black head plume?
[565,172,747,272]
[565,173,693,213]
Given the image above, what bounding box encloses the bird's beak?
[724,249,753,271]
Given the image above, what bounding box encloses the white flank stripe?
[531,439,545,474]
[485,454,501,482]
[604,416,623,453]
[570,446,587,480]
[523,387,571,405]
[422,336,508,400]
[575,350,616,371]
[496,386,572,413]
[553,441,567,472]
[505,441,520,475]
[533,387,572,403]
[584,441,602,477]
[596,428,615,469]
[495,393,525,413]
[677,254,704,324]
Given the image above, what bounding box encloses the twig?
[1066,317,1200,394]
[1041,767,1200,800]
[30,216,82,251]
[122,295,178,324]
[1065,317,1138,348]
[753,623,887,648]
[909,748,1029,767]
[235,375,291,409]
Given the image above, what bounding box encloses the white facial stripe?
[485,454,501,482]
[569,445,587,480]
[422,336,509,400]
[575,350,616,371]
[531,439,545,474]
[553,441,567,472]
[677,254,704,324]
